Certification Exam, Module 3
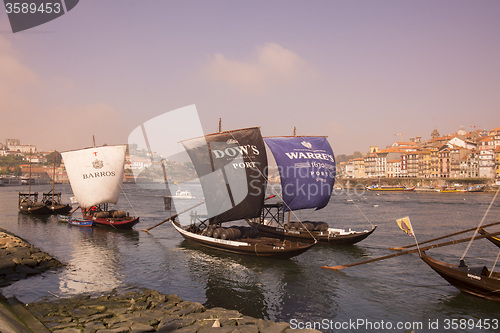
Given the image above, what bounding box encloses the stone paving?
[0,227,64,287]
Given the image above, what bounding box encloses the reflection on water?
[58,233,121,295]
[2,184,500,330]
[56,227,139,295]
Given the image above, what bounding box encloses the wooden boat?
[61,144,140,229]
[437,187,465,193]
[170,126,315,258]
[420,251,500,302]
[172,220,313,258]
[82,205,140,229]
[367,185,416,192]
[466,185,486,192]
[249,135,376,245]
[43,153,72,214]
[478,229,500,248]
[57,214,70,223]
[18,150,52,215]
[42,190,72,214]
[18,192,51,215]
[68,217,93,227]
[248,202,375,245]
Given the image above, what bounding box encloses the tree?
[45,151,63,166]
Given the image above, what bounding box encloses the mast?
[28,149,32,200]
[218,118,222,133]
[52,151,56,204]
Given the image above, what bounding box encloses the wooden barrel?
[314,222,329,231]
[111,210,127,218]
[213,227,224,239]
[302,222,315,231]
[95,211,110,218]
[228,228,242,240]
[206,227,215,237]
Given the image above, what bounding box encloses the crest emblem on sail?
[265,136,335,211]
[61,145,126,208]
[182,127,268,224]
[92,159,104,169]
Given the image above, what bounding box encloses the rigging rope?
[460,187,500,261]
[336,178,375,228]
[227,131,318,241]
[120,184,138,217]
[490,249,500,278]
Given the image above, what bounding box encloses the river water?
[1,183,500,332]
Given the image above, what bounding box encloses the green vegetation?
[0,155,25,175]
[335,151,364,163]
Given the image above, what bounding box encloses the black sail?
[182,127,267,224]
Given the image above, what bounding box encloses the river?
[1,183,499,332]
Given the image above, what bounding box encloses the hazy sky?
[1,1,499,154]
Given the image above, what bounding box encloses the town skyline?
[339,126,500,180]
[0,124,494,157]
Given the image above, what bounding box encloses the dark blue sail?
[265,137,335,211]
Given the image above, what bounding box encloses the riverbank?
[0,227,319,332]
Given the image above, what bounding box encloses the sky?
[1,0,500,155]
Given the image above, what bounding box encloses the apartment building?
[337,127,499,179]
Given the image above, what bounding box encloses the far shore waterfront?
[0,227,319,333]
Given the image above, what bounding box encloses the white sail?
[61,145,126,208]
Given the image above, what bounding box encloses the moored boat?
[18,151,52,215]
[367,185,416,191]
[437,186,465,193]
[42,190,72,214]
[18,192,52,215]
[171,219,314,258]
[466,185,486,192]
[168,126,315,258]
[68,217,94,227]
[249,135,376,245]
[82,205,140,229]
[248,203,376,245]
[420,251,500,302]
[62,144,140,229]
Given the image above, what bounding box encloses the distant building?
[5,139,37,153]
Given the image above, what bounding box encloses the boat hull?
[19,203,52,215]
[82,209,140,229]
[247,221,376,245]
[421,252,500,302]
[48,204,72,215]
[367,186,415,192]
[172,220,315,258]
[68,218,93,227]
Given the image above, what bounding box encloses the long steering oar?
[68,206,80,216]
[388,220,500,251]
[142,200,206,233]
[322,229,500,271]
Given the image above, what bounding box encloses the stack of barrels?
[90,210,127,219]
[202,226,259,240]
[284,221,328,231]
